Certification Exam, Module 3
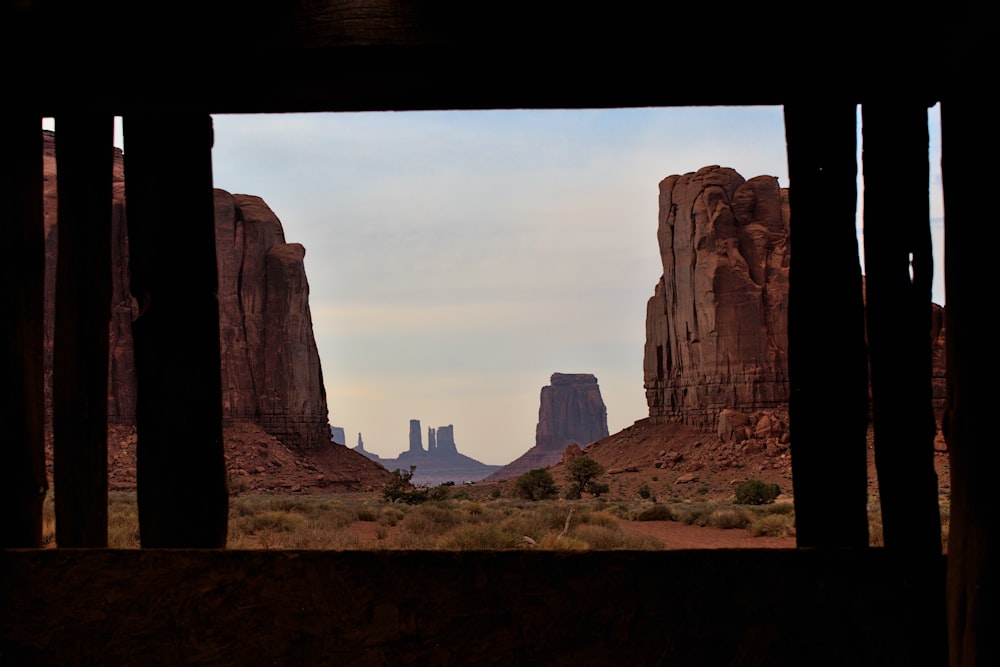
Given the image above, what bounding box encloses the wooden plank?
[861,92,947,667]
[6,3,971,115]
[784,102,870,548]
[0,114,48,547]
[123,113,228,548]
[52,113,114,547]
[0,549,944,667]
[860,100,942,552]
[941,89,996,667]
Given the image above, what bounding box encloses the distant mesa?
[484,372,609,482]
[329,426,347,446]
[354,419,501,486]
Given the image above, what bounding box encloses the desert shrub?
[251,510,306,532]
[570,524,664,550]
[734,479,781,505]
[428,484,451,501]
[463,501,484,516]
[355,506,379,522]
[513,468,559,501]
[564,457,606,499]
[634,503,675,522]
[868,504,884,547]
[490,487,502,499]
[107,494,140,548]
[748,513,796,538]
[400,504,464,536]
[638,484,653,500]
[758,501,795,516]
[707,508,753,530]
[675,504,717,526]
[382,466,430,504]
[498,515,548,543]
[579,509,619,529]
[586,482,610,498]
[437,525,528,550]
[379,505,406,526]
[532,503,579,532]
[537,534,589,550]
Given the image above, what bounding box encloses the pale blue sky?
[55,106,944,466]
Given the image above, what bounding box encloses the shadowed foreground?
[2,549,940,666]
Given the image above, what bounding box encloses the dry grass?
[36,490,949,551]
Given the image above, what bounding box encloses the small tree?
[513,468,559,501]
[382,466,429,504]
[564,456,606,499]
[734,479,781,505]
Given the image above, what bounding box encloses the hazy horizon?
[45,106,944,467]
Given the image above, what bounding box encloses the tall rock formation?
[485,373,609,481]
[384,420,500,486]
[42,130,390,490]
[213,190,331,451]
[643,166,791,429]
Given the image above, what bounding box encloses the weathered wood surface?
[52,112,114,547]
[941,88,996,667]
[861,97,946,663]
[3,3,982,114]
[0,548,945,667]
[0,114,47,548]
[784,102,871,549]
[124,113,229,547]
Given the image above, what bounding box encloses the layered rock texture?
[643,166,791,429]
[42,130,389,490]
[360,420,501,486]
[485,373,609,481]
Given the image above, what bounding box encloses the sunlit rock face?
[643,166,791,429]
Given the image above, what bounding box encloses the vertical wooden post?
[53,112,113,547]
[784,102,871,548]
[123,112,228,548]
[941,92,996,667]
[861,93,946,667]
[0,114,48,548]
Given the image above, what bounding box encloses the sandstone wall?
[644,166,791,429]
[43,131,332,453]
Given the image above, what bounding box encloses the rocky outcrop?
[485,373,610,481]
[380,420,501,486]
[42,130,389,489]
[644,166,791,429]
[214,190,331,451]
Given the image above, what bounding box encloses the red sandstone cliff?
[643,166,791,429]
[42,130,390,491]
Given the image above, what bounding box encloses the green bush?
[382,466,430,504]
[513,468,559,501]
[734,479,781,505]
[564,456,606,499]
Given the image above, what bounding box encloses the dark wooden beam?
[6,2,967,115]
[941,87,997,667]
[860,96,947,667]
[124,113,228,548]
[0,114,48,548]
[52,113,114,547]
[784,102,870,549]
